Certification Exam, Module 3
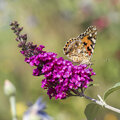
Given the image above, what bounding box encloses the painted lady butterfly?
[63,26,97,65]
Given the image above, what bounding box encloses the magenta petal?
[24,44,95,99]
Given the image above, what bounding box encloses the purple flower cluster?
[10,21,95,99]
[24,45,95,99]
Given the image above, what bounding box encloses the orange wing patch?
[63,26,97,65]
[81,35,93,56]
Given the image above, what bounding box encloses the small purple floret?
[10,21,95,100]
[24,45,95,99]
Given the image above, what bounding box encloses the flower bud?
[4,80,16,96]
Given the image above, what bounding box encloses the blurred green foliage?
[0,0,120,120]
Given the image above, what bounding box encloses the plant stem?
[82,94,120,114]
[9,96,17,120]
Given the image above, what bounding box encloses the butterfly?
[63,26,97,65]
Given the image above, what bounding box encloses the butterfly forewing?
[63,26,97,64]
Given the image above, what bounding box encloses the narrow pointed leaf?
[104,82,120,100]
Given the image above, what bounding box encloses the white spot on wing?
[95,32,97,35]
[93,27,96,30]
[89,34,92,37]
[91,49,94,53]
[91,38,96,44]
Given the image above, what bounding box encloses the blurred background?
[0,0,120,120]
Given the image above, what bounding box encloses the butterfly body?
[63,26,97,65]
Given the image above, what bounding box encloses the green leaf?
[84,103,100,120]
[104,82,120,100]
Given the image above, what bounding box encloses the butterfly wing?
[79,26,97,56]
[63,26,97,64]
[63,37,84,63]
